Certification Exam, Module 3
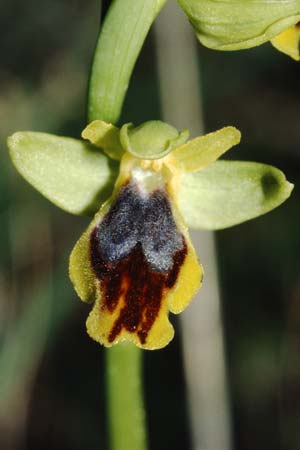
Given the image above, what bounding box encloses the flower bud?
[178,0,300,57]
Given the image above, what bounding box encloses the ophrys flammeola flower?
[7,120,293,349]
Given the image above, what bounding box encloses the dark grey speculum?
[95,181,184,272]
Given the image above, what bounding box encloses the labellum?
[70,154,202,350]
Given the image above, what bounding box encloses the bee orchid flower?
[7,120,293,349]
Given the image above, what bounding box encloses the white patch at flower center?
[131,166,165,196]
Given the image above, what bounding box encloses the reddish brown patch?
[90,229,187,345]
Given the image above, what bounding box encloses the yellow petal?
[172,127,241,173]
[69,155,203,350]
[271,24,300,61]
[82,120,124,160]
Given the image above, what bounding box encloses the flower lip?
[90,180,188,345]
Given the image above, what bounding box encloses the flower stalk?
[106,344,147,450]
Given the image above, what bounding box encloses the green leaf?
[88,0,167,123]
[7,132,118,216]
[82,120,124,161]
[120,121,189,159]
[173,126,241,172]
[178,0,300,51]
[178,161,293,230]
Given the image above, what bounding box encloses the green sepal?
[82,120,124,161]
[173,126,241,172]
[7,132,118,216]
[120,120,189,160]
[178,160,293,230]
[178,0,300,51]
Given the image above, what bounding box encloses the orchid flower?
[7,120,293,349]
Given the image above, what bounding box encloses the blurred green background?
[1,1,300,450]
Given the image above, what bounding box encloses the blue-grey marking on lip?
[96,181,184,272]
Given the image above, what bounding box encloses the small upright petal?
[172,127,241,173]
[82,120,124,161]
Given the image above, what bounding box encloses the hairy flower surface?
[7,120,293,349]
[70,154,202,349]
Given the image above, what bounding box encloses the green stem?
[106,345,147,450]
[88,0,167,124]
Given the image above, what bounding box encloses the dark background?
[1,1,300,450]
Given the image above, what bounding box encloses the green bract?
[7,120,293,231]
[177,0,300,51]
